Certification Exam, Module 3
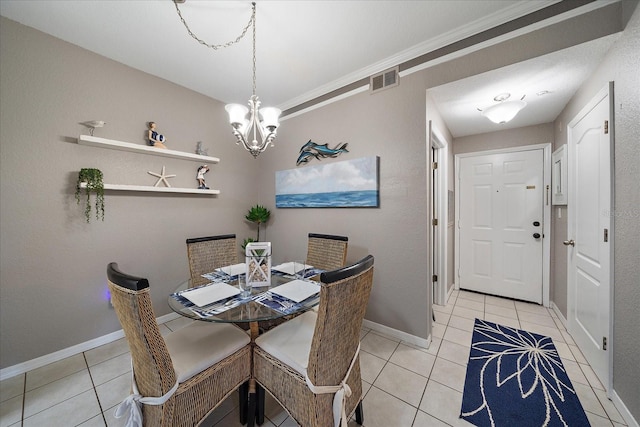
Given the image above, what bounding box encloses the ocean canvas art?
[276,156,379,208]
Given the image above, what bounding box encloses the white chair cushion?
[164,321,250,383]
[255,311,317,376]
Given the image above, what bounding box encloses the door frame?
[455,143,552,307]
[429,121,449,306]
[566,82,614,393]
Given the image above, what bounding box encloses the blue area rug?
[461,319,590,427]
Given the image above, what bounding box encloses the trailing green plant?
[75,168,105,223]
[241,204,271,252]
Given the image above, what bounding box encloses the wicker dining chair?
[253,255,374,426]
[186,234,237,287]
[306,233,349,272]
[107,262,251,427]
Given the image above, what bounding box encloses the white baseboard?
[0,312,181,381]
[611,389,639,427]
[550,301,568,327]
[362,319,430,349]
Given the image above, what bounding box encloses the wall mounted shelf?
[79,182,219,195]
[77,135,220,163]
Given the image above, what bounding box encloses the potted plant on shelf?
[75,168,105,222]
[242,204,271,249]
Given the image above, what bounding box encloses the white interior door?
[567,83,612,391]
[458,149,544,303]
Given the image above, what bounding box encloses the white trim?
[362,319,430,349]
[454,143,552,307]
[0,312,180,381]
[550,301,568,327]
[610,389,640,427]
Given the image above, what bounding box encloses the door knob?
[533,233,541,239]
[563,239,575,246]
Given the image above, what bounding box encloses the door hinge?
[604,120,609,134]
[432,218,438,226]
[432,274,438,282]
[604,228,608,242]
[602,336,607,350]
[432,162,438,170]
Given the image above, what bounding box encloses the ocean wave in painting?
[276,190,378,208]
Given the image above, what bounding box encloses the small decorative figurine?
[147,121,167,149]
[197,164,209,189]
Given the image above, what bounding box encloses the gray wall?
[453,124,554,155]
[0,17,260,367]
[552,2,640,418]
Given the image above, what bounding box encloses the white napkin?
[216,263,246,276]
[181,282,240,307]
[272,262,314,275]
[270,279,320,303]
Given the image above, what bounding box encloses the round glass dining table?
[167,271,321,427]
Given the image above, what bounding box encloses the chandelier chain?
[252,3,257,96]
[173,1,255,51]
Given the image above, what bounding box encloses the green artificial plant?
[242,204,271,249]
[75,168,105,222]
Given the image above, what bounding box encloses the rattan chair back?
[107,262,177,424]
[306,233,348,272]
[308,255,374,387]
[186,234,237,287]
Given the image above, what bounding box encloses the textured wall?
[0,17,260,368]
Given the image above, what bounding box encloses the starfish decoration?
[147,166,176,187]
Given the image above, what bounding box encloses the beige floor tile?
[95,372,131,413]
[25,353,87,391]
[433,302,454,315]
[552,341,575,361]
[78,414,107,427]
[425,337,442,356]
[419,380,470,427]
[89,352,131,387]
[433,311,451,326]
[573,382,607,418]
[389,343,436,377]
[457,291,485,303]
[103,404,127,427]
[360,332,399,360]
[594,388,626,425]
[514,301,550,315]
[455,298,484,312]
[374,363,428,407]
[442,327,472,348]
[359,351,387,384]
[0,394,23,427]
[451,306,483,321]
[437,340,470,367]
[84,338,130,367]
[581,363,605,391]
[432,322,446,339]
[412,410,451,427]
[362,386,417,427]
[517,311,557,328]
[561,358,589,387]
[586,411,615,427]
[569,345,589,364]
[429,358,467,393]
[483,313,520,329]
[447,315,475,333]
[23,369,93,418]
[262,387,289,426]
[519,322,565,343]
[0,374,24,402]
[484,304,517,319]
[484,295,516,309]
[23,389,101,427]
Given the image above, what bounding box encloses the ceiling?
[0,1,621,138]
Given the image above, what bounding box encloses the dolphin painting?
[296,140,349,165]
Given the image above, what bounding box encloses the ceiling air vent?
[370,67,399,94]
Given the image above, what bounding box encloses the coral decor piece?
[148,166,176,187]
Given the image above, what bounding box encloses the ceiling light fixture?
[480,93,527,124]
[174,1,280,158]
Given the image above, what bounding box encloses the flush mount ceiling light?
[174,1,280,158]
[479,93,527,124]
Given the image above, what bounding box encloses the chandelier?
[174,1,280,158]
[480,93,527,124]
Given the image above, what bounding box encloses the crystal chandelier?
[174,1,280,158]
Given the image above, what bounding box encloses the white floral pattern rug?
[460,319,590,427]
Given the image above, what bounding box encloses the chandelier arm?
[173,1,255,50]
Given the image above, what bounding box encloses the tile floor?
[0,289,629,427]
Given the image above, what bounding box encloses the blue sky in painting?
[276,157,378,195]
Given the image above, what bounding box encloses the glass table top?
[168,269,322,323]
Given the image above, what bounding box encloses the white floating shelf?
[80,182,220,195]
[77,135,220,163]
